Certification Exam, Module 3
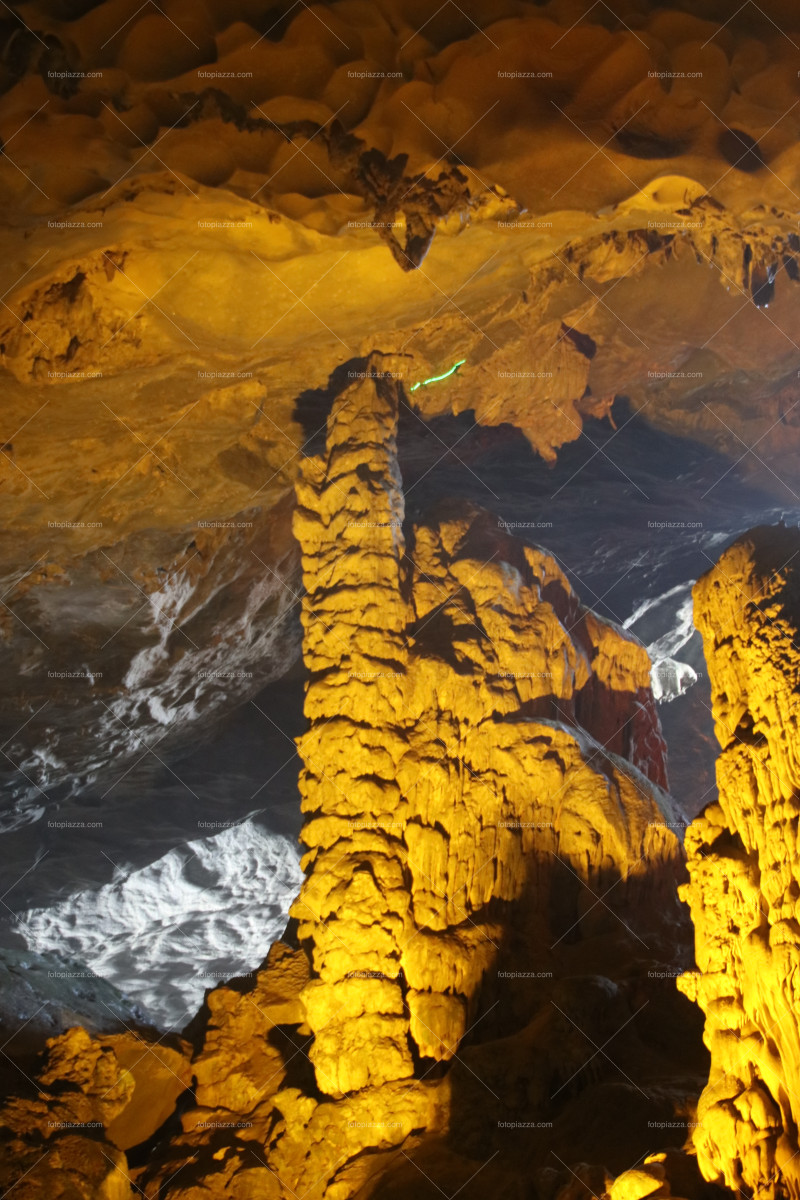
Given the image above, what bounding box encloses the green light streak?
[410,359,466,393]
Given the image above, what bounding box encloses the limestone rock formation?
[0,1023,191,1199]
[291,357,677,1096]
[6,3,800,1198]
[0,359,702,1199]
[680,525,800,1200]
[133,362,695,1199]
[4,1,800,817]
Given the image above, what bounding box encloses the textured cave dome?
[2,0,800,508]
[4,0,800,219]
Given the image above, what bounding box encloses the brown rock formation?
[680,525,800,1200]
[135,362,695,1198]
[0,1024,191,1199]
[291,356,676,1096]
[3,3,800,586]
[0,359,702,1199]
[5,2,800,786]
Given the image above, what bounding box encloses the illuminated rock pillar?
[291,357,415,1096]
[291,354,682,1102]
[680,525,800,1200]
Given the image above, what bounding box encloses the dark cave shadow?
[373,845,715,1200]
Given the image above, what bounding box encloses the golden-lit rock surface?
[125,364,700,1200]
[2,1,800,571]
[3,2,800,808]
[679,525,800,1200]
[0,1023,191,1198]
[8,3,800,1197]
[290,356,676,1097]
[0,359,704,1198]
[3,0,800,223]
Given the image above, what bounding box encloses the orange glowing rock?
[0,357,697,1200]
[679,525,800,1200]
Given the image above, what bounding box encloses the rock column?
[680,525,800,1200]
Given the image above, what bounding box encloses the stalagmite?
[680,525,800,1200]
[0,361,696,1199]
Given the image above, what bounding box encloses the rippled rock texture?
[6,1,800,1196]
[680,526,800,1200]
[290,356,677,1096]
[0,364,704,1198]
[4,0,800,807]
[0,497,301,826]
